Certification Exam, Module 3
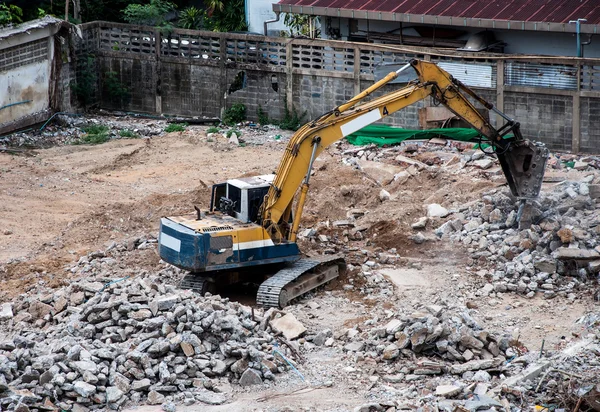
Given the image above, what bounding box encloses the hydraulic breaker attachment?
[496,140,548,199]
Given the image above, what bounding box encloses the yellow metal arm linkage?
[260,60,505,242]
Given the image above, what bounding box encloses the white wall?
[246,0,288,35]
[327,18,600,58]
[0,60,50,125]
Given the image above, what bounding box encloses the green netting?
[346,124,487,147]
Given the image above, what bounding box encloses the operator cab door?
[247,186,270,223]
[211,183,227,212]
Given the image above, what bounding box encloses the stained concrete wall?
[0,18,76,135]
[0,34,52,134]
[66,22,600,154]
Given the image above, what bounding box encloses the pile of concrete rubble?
[0,245,299,411]
[417,179,600,300]
[0,113,292,149]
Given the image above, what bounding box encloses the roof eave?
[273,4,599,34]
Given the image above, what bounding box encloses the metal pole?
[570,18,587,58]
[577,20,581,58]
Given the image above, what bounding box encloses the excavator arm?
[260,59,548,242]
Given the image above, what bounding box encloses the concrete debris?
[270,313,307,340]
[427,204,450,218]
[0,242,307,411]
[428,180,600,298]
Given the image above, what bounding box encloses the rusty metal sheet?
[277,0,600,24]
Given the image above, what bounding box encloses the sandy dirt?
[1,125,596,410]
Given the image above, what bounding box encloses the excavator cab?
[210,175,274,223]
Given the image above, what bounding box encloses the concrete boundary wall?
[68,21,600,154]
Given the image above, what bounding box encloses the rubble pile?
[0,261,292,411]
[406,180,600,299]
[0,114,166,148]
[340,305,512,369]
[0,113,294,149]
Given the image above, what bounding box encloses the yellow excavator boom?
[260,59,548,243]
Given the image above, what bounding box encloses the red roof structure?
[274,0,600,33]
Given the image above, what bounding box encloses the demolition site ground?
[0,116,599,412]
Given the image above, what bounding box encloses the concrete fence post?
[286,41,294,111]
[496,60,505,125]
[572,93,581,153]
[154,29,162,114]
[219,35,227,118]
[353,46,361,95]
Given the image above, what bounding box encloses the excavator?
[158,59,548,308]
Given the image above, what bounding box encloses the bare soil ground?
[1,125,596,410]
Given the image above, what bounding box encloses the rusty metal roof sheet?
[276,0,600,25]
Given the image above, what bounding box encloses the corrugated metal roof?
[277,0,600,25]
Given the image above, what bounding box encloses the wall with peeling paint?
[0,18,69,135]
[0,59,51,125]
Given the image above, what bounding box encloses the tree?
[0,3,23,27]
[209,0,247,32]
[178,6,205,30]
[284,13,319,38]
[204,0,223,17]
[122,0,176,26]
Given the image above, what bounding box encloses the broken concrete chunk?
[270,313,306,340]
[473,158,494,169]
[411,217,429,229]
[239,368,263,386]
[427,203,450,218]
[379,189,391,201]
[435,384,461,397]
[554,248,600,260]
[0,303,13,321]
[73,381,96,398]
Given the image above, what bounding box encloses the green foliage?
[104,71,130,105]
[72,55,98,109]
[257,105,270,125]
[279,101,306,131]
[204,0,224,15]
[225,129,241,138]
[284,13,320,37]
[0,3,23,27]
[119,129,139,138]
[209,0,247,32]
[75,125,110,145]
[122,0,176,26]
[223,103,246,126]
[165,123,187,132]
[178,6,205,30]
[207,126,220,133]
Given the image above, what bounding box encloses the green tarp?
[346,124,487,147]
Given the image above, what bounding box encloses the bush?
[207,126,220,134]
[165,123,187,133]
[74,125,110,145]
[72,55,97,109]
[226,129,241,139]
[104,71,129,105]
[223,103,246,126]
[119,129,138,138]
[279,101,306,131]
[257,105,270,125]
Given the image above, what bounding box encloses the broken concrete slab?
[427,204,450,218]
[270,313,306,340]
[553,248,600,260]
[435,384,461,397]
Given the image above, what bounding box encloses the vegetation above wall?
[0,0,247,32]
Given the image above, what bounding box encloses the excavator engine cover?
[496,141,548,199]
